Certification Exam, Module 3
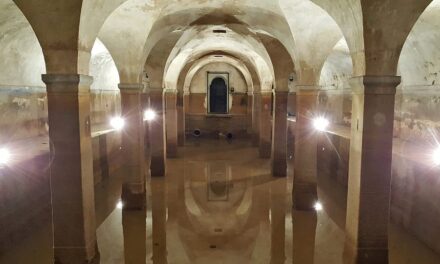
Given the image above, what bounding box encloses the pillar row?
[165,89,178,158]
[344,76,400,263]
[42,74,98,263]
[259,91,272,158]
[293,86,319,211]
[149,88,166,177]
[252,91,261,147]
[271,90,288,177]
[119,83,146,209]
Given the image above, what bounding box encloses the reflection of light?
[110,117,125,130]
[313,117,329,132]
[144,109,156,121]
[116,200,124,209]
[0,148,11,165]
[314,201,323,212]
[433,148,440,165]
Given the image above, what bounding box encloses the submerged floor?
[1,138,440,263]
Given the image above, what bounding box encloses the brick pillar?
[344,76,400,263]
[165,89,178,158]
[271,90,288,176]
[42,74,98,263]
[119,83,146,209]
[259,91,272,158]
[252,91,261,147]
[149,88,166,177]
[177,91,185,146]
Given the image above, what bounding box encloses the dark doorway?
[209,77,228,114]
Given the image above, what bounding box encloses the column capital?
[118,83,144,94]
[350,75,401,95]
[148,87,164,94]
[273,90,289,95]
[42,74,93,94]
[296,85,320,95]
[163,88,178,94]
[254,90,272,95]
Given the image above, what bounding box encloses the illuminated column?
[123,209,147,263]
[271,90,288,176]
[119,83,146,209]
[293,86,319,210]
[42,74,98,263]
[165,89,178,158]
[259,91,272,158]
[151,178,167,264]
[247,92,253,135]
[177,91,185,146]
[149,88,166,177]
[292,210,317,263]
[252,91,261,146]
[270,179,286,264]
[344,76,400,263]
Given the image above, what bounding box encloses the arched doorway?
[209,77,228,114]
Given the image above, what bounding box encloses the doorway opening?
[208,73,229,114]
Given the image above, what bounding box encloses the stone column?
[259,91,272,158]
[119,83,146,209]
[293,86,319,210]
[149,88,166,177]
[183,92,190,138]
[247,92,253,135]
[270,179,286,264]
[344,76,400,263]
[177,91,185,146]
[151,178,167,264]
[271,90,288,177]
[252,92,261,146]
[42,74,98,263]
[165,89,178,158]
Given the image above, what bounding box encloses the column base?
[292,183,317,211]
[54,242,99,264]
[121,183,146,210]
[151,156,166,177]
[344,242,389,264]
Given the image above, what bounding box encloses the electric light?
[110,117,125,130]
[313,117,330,132]
[314,201,323,212]
[144,109,156,121]
[433,147,440,166]
[116,200,124,209]
[0,148,11,165]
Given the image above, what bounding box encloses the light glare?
[433,148,440,166]
[144,109,156,121]
[0,148,10,165]
[116,200,124,209]
[314,201,323,212]
[313,117,329,132]
[110,117,125,130]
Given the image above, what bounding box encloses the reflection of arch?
[208,76,228,114]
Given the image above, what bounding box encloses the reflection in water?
[3,139,440,263]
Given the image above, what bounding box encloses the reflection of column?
[271,91,288,176]
[119,83,146,209]
[42,74,98,263]
[123,209,147,264]
[252,91,261,146]
[177,91,185,146]
[292,210,317,264]
[344,76,400,263]
[260,91,272,158]
[165,89,178,158]
[151,178,168,264]
[149,88,166,177]
[247,92,253,135]
[293,86,319,210]
[270,179,286,264]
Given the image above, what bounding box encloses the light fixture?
[0,148,11,165]
[433,147,440,166]
[110,117,125,130]
[144,109,156,121]
[116,200,124,209]
[313,117,330,132]
[314,201,323,212]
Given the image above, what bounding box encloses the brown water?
[1,138,440,263]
